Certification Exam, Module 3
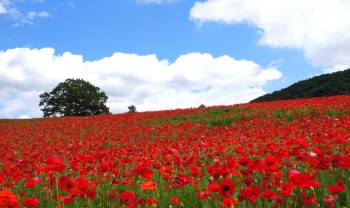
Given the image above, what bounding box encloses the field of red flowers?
[0,95,349,207]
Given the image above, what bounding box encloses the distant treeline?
[251,68,350,102]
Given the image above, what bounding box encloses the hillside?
[251,68,350,102]
[0,95,350,207]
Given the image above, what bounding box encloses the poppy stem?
[56,172,59,206]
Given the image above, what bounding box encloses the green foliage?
[128,105,137,113]
[252,68,350,102]
[39,78,110,117]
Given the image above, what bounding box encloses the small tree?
[39,78,110,117]
[128,105,136,113]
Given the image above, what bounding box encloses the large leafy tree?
[39,78,110,117]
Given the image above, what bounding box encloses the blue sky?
[1,0,349,118]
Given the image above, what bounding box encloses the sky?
[1,0,350,118]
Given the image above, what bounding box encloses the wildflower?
[134,164,153,180]
[170,197,180,205]
[309,151,317,157]
[280,182,294,197]
[85,189,96,200]
[135,197,147,206]
[264,156,279,172]
[173,175,192,188]
[238,185,261,204]
[22,196,40,208]
[301,192,316,206]
[140,181,157,190]
[327,180,346,194]
[58,176,76,195]
[288,169,301,179]
[338,156,350,168]
[45,156,66,172]
[109,189,116,201]
[219,179,236,198]
[24,178,36,188]
[98,161,112,172]
[60,195,74,204]
[197,189,212,200]
[221,198,238,207]
[289,171,321,189]
[147,198,157,205]
[208,183,220,193]
[118,191,135,207]
[0,190,21,208]
[262,189,277,200]
[190,166,204,177]
[324,195,337,207]
[76,177,89,192]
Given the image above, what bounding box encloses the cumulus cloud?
[190,0,350,71]
[0,48,282,118]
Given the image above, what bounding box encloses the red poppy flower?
[324,195,338,207]
[338,156,350,168]
[109,189,116,201]
[327,180,346,194]
[280,182,294,197]
[134,164,153,180]
[197,189,212,200]
[22,196,40,208]
[24,178,36,188]
[60,195,74,204]
[289,171,321,189]
[221,197,238,207]
[262,189,277,200]
[190,166,204,177]
[170,197,180,205]
[76,177,89,192]
[0,190,21,208]
[122,180,133,186]
[147,198,157,205]
[98,161,113,172]
[85,189,96,200]
[301,192,316,206]
[174,175,192,188]
[58,176,76,195]
[208,183,220,193]
[238,185,261,204]
[264,156,279,172]
[219,179,236,198]
[140,181,157,190]
[45,156,66,172]
[118,191,135,207]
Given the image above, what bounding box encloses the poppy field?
[0,95,350,208]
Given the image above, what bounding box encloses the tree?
[128,105,136,113]
[39,78,110,117]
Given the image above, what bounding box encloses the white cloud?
[0,3,7,14]
[27,11,50,20]
[0,0,11,14]
[323,64,349,74]
[0,0,51,25]
[19,115,31,119]
[190,0,350,70]
[0,47,282,118]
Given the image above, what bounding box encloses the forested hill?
[251,68,350,102]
